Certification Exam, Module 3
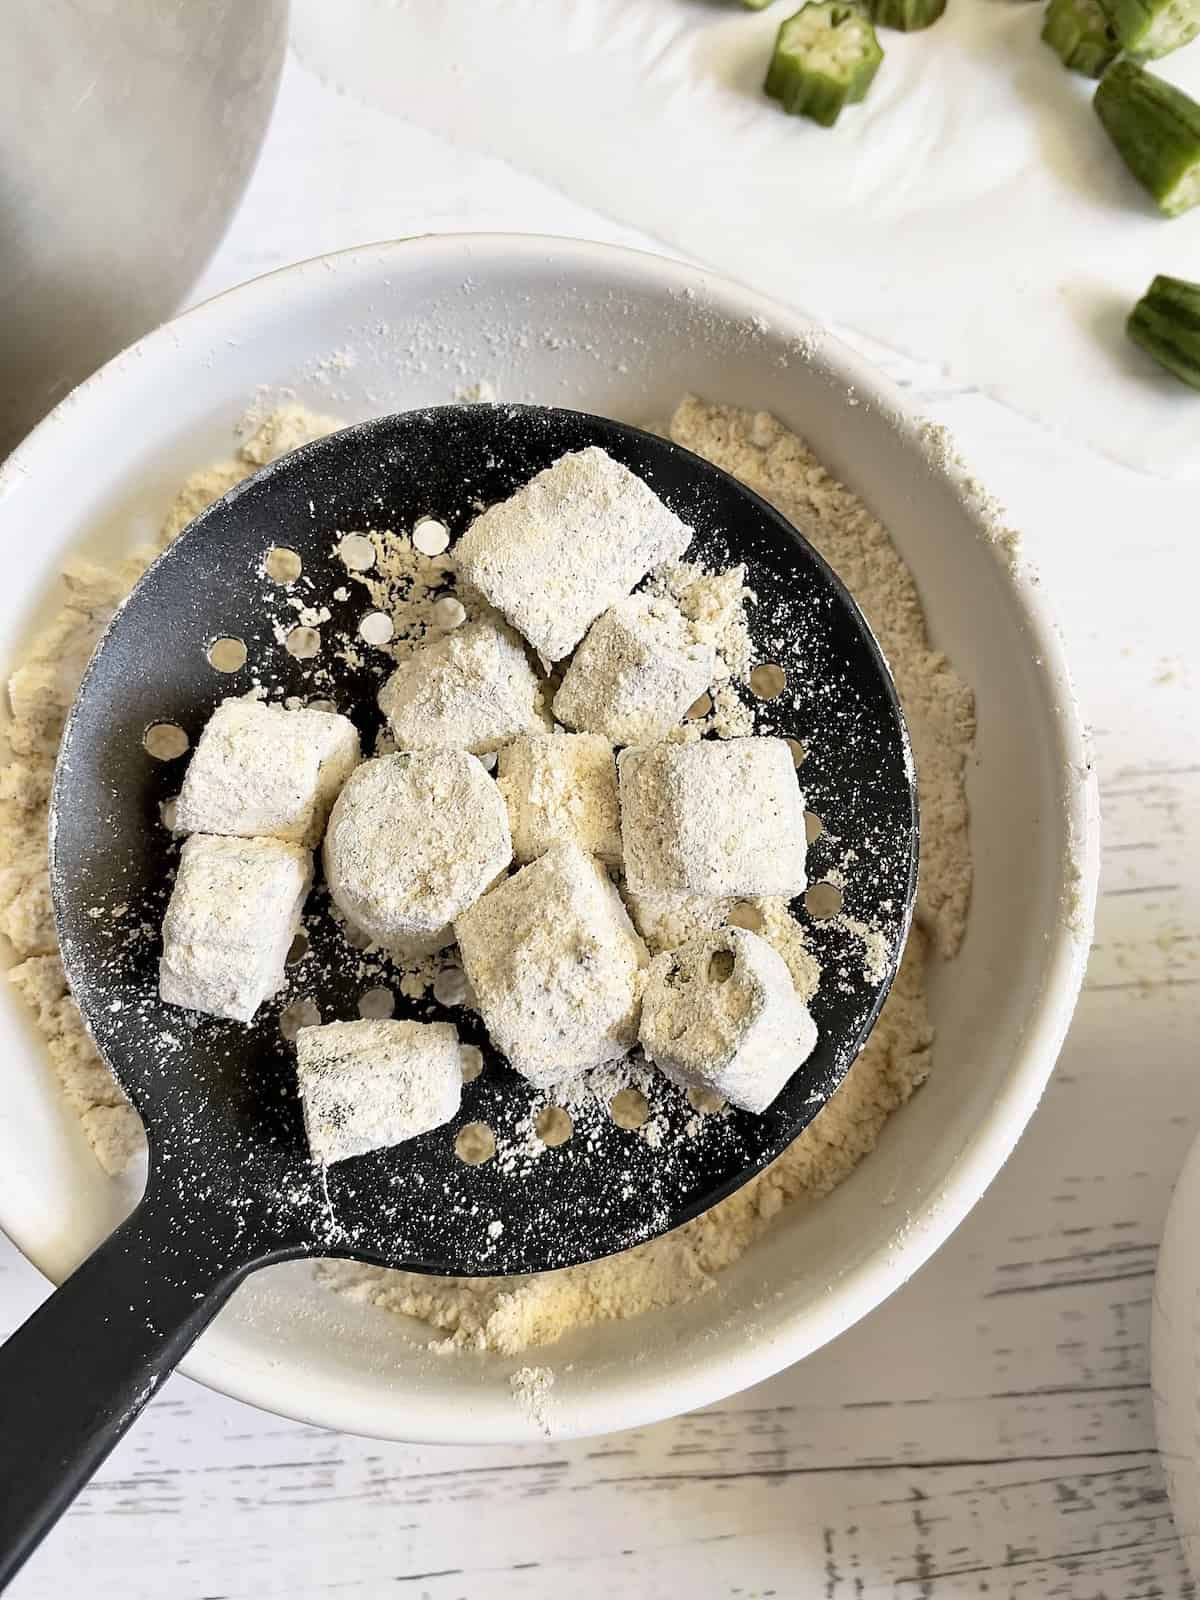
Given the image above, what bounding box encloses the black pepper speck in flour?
[0,395,973,1352]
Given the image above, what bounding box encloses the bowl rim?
[0,233,1101,1442]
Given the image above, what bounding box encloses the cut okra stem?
[1095,60,1200,216]
[765,3,884,126]
[863,0,947,30]
[1042,0,1120,74]
[1100,0,1200,57]
[1127,274,1200,388]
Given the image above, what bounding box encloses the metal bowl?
[0,0,288,457]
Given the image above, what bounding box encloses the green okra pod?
[1095,59,1200,216]
[1127,273,1200,388]
[1101,0,1200,58]
[765,2,884,126]
[1042,0,1120,74]
[863,0,947,30]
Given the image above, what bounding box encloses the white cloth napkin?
[294,0,1200,477]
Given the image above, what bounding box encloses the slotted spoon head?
[50,404,918,1278]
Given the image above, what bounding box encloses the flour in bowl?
[0,396,973,1347]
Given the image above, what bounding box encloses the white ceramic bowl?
[0,235,1098,1443]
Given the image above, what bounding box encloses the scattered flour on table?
[0,395,974,1354]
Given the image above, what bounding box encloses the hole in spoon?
[143,723,189,761]
[358,611,394,647]
[609,1088,649,1130]
[535,1106,573,1148]
[687,1086,727,1115]
[264,547,302,584]
[750,663,786,700]
[285,626,321,660]
[804,882,843,920]
[280,998,321,1041]
[207,636,247,674]
[412,517,450,556]
[433,966,468,1007]
[454,1121,496,1165]
[357,986,394,1020]
[338,534,375,572]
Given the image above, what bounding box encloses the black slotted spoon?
[0,405,917,1583]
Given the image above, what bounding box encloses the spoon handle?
[0,1177,268,1588]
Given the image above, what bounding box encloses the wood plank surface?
[2,50,1198,1600]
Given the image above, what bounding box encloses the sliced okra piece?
[1127,273,1200,388]
[1095,59,1200,216]
[864,0,947,30]
[1101,0,1200,57]
[765,3,884,126]
[1042,0,1120,74]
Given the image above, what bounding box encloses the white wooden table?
[4,50,1199,1600]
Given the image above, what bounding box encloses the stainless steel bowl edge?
[0,0,289,458]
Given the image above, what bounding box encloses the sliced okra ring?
[1127,273,1200,388]
[764,2,885,127]
[1095,59,1200,217]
